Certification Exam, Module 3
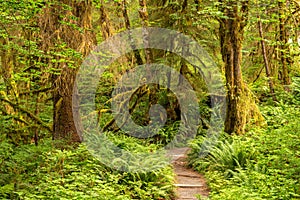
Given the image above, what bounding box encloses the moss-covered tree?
[38,0,96,142]
[218,0,264,134]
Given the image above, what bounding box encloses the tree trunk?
[121,0,143,65]
[219,0,264,134]
[38,0,96,142]
[99,4,114,40]
[278,0,291,90]
[258,16,277,102]
[53,71,81,142]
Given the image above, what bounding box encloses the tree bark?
[139,0,153,64]
[219,0,264,134]
[278,0,291,90]
[99,4,113,40]
[38,0,96,143]
[121,0,143,65]
[258,16,277,102]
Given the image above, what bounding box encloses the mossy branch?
[0,97,53,132]
[102,87,149,132]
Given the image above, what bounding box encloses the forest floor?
[168,148,209,200]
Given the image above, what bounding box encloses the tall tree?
[218,0,264,134]
[278,0,292,90]
[0,1,53,143]
[38,0,96,142]
[257,15,277,102]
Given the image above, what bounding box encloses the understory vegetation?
[1,0,300,199]
[0,134,175,199]
[189,88,300,199]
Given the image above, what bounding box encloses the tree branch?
[0,97,52,132]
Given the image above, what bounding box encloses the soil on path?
[168,148,209,200]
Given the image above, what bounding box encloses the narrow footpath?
[168,148,209,200]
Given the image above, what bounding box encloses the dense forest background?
[0,0,299,199]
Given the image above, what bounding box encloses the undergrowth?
[0,135,175,199]
[189,92,300,199]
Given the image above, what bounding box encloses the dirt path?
[168,148,209,200]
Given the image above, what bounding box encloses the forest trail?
[168,148,209,200]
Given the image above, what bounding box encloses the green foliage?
[189,133,256,178]
[0,137,175,199]
[0,0,299,199]
[189,100,300,199]
[291,76,300,100]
